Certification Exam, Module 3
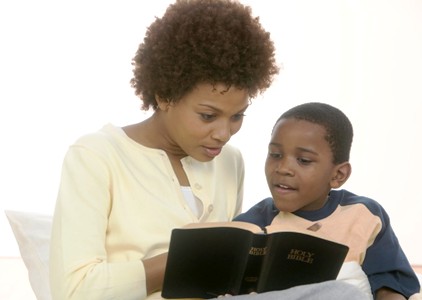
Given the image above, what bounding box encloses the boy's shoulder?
[234,189,391,228]
[331,189,388,216]
[233,198,277,228]
[328,189,392,228]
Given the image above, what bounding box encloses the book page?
[265,224,320,237]
[183,221,264,233]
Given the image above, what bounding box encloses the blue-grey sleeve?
[362,201,420,298]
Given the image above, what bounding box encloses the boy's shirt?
[234,189,420,299]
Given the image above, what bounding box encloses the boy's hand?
[376,287,406,300]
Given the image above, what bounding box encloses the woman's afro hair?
[130,0,279,110]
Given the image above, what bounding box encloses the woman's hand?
[143,252,168,295]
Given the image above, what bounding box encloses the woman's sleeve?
[235,148,245,217]
[49,145,148,300]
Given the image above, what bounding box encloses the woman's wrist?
[143,252,168,295]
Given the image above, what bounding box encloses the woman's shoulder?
[72,123,122,145]
[72,123,152,151]
[217,143,244,165]
[67,123,144,158]
[220,143,242,158]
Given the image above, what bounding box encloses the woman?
[49,0,278,299]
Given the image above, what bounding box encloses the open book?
[162,221,349,299]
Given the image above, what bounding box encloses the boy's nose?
[275,160,294,176]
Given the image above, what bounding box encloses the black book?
[162,221,349,299]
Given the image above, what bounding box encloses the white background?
[1,0,421,265]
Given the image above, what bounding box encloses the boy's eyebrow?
[268,142,281,147]
[297,147,319,156]
[268,143,319,156]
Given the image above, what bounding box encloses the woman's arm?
[143,252,168,295]
[50,145,150,299]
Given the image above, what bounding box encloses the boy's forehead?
[274,118,328,135]
[271,118,330,146]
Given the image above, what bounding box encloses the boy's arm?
[362,202,420,297]
[376,287,406,300]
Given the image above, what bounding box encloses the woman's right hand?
[143,252,168,295]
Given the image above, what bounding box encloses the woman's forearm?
[143,253,168,295]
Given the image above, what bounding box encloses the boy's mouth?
[275,183,294,190]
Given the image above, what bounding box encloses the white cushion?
[5,210,52,300]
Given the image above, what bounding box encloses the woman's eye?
[232,113,245,121]
[200,113,216,121]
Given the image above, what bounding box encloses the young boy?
[234,102,420,299]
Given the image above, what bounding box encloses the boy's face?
[265,118,339,212]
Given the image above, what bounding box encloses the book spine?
[239,234,268,294]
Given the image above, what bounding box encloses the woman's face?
[161,83,249,162]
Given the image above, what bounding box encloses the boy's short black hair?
[276,102,353,164]
[130,0,279,110]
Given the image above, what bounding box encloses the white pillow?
[5,210,52,300]
[4,210,422,300]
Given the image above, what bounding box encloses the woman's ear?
[156,95,170,111]
[330,162,352,189]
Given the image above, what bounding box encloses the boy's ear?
[330,162,352,189]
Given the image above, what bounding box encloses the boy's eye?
[268,152,282,159]
[297,158,312,164]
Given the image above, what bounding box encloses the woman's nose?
[211,121,232,143]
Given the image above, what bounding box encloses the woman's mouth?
[203,146,222,158]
